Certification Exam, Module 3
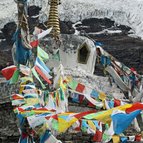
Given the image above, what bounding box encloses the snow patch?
[88,29,122,35]
[72,21,82,35]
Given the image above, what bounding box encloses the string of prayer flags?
[35,57,52,84]
[83,104,132,123]
[102,134,143,143]
[68,79,105,108]
[35,57,51,74]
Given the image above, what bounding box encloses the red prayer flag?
[75,119,82,131]
[93,130,103,142]
[88,101,95,108]
[135,134,141,142]
[30,40,39,48]
[35,66,51,84]
[1,66,17,80]
[12,94,24,100]
[114,99,121,107]
[79,95,84,103]
[126,103,143,113]
[76,83,85,93]
[74,110,96,119]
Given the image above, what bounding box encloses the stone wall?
[0,102,19,143]
[0,82,19,142]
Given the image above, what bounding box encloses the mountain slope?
[1,0,143,39]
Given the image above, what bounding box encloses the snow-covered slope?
[0,0,17,28]
[59,0,143,39]
[1,0,143,39]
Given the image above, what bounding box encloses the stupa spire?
[47,0,61,37]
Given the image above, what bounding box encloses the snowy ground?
[1,0,143,39]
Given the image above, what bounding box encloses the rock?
[28,6,42,34]
[28,6,41,17]
[60,21,75,34]
[1,22,17,45]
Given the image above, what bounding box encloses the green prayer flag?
[12,99,25,106]
[84,111,105,120]
[102,133,111,142]
[105,123,109,129]
[31,67,46,89]
[68,80,78,90]
[52,119,59,131]
[44,91,49,104]
[59,87,64,101]
[81,126,87,133]
[37,46,49,62]
[10,70,20,84]
[52,50,60,61]
[22,110,35,117]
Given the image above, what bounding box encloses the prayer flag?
[1,65,16,80]
[111,110,141,134]
[37,46,49,62]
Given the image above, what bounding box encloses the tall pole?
[15,0,31,49]
[47,0,61,38]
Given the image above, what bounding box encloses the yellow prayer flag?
[58,117,78,133]
[58,77,66,91]
[112,135,120,143]
[25,98,39,106]
[20,76,33,84]
[99,92,106,101]
[88,120,96,131]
